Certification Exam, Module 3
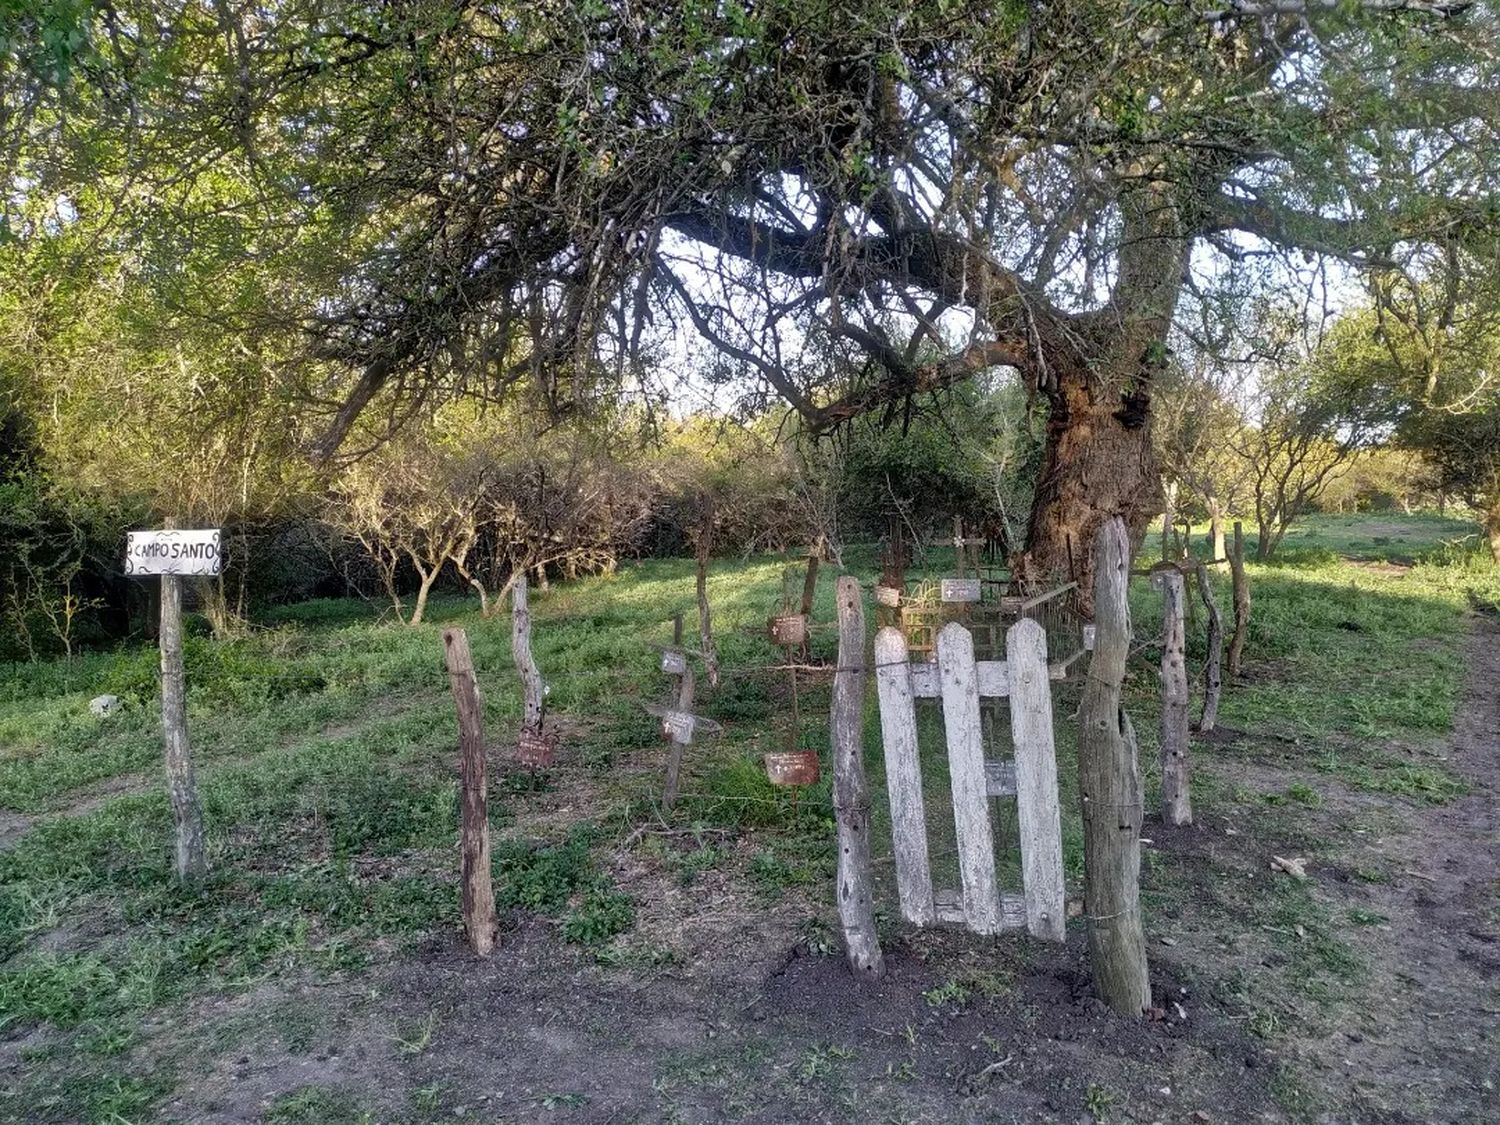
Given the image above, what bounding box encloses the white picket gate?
[874,617,1065,941]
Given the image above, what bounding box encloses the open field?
[1,514,1497,1124]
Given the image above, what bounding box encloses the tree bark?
[830,576,883,978]
[410,565,438,626]
[1019,360,1162,610]
[160,574,207,881]
[1195,562,1224,734]
[1207,497,1227,570]
[1486,490,1500,564]
[1077,517,1151,1014]
[1018,183,1185,614]
[1229,521,1250,680]
[1160,479,1177,562]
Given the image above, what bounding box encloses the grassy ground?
[0,512,1496,1123]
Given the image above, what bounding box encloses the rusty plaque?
[768,614,808,645]
[763,749,821,786]
[517,728,557,769]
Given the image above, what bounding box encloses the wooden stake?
[512,577,544,738]
[1078,519,1151,1014]
[1152,566,1192,826]
[662,664,695,811]
[1194,562,1223,733]
[442,627,496,956]
[830,577,883,978]
[1229,521,1250,680]
[800,538,822,619]
[159,573,207,880]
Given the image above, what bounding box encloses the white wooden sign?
[125,529,223,576]
[874,585,902,608]
[660,650,688,676]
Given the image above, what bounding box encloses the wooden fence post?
[442,628,496,956]
[830,577,883,978]
[1194,562,1223,733]
[662,664,695,811]
[1152,566,1192,826]
[160,572,207,880]
[1229,521,1250,680]
[511,577,551,767]
[936,621,1002,935]
[1006,617,1065,942]
[874,626,936,926]
[1078,518,1151,1014]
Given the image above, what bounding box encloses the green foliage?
[561,887,635,946]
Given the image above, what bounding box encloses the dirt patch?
[1155,614,1500,1124]
[1305,613,1500,1122]
[154,919,1286,1125]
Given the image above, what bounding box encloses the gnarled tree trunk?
[1018,358,1162,608]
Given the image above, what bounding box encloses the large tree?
[7,0,1499,597]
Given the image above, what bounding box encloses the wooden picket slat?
[874,627,936,926]
[1006,618,1066,942]
[936,622,1002,935]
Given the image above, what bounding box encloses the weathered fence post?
[442,628,497,956]
[1152,565,1192,826]
[830,577,883,978]
[662,663,695,811]
[1078,518,1151,1014]
[160,570,207,880]
[1006,617,1065,941]
[874,626,936,926]
[1229,521,1251,680]
[511,577,549,765]
[936,621,1002,935]
[1194,561,1224,733]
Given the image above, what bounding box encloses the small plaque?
[1083,624,1097,651]
[768,614,808,645]
[940,578,982,604]
[763,750,820,786]
[660,650,687,675]
[874,585,901,608]
[661,709,697,745]
[517,728,556,768]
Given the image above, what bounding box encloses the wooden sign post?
[125,527,220,880]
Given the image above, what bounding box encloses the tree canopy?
[5,0,1499,588]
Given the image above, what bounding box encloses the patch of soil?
[157,919,1286,1125]
[1154,614,1500,1124]
[1307,613,1500,1123]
